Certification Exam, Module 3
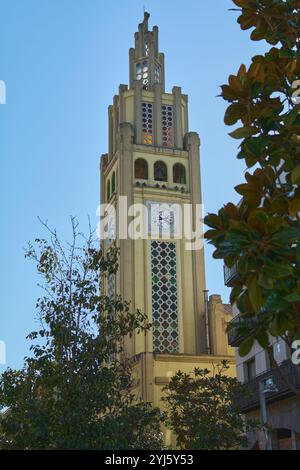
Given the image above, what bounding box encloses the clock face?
[147,202,179,237]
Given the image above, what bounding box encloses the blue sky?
[0,0,267,371]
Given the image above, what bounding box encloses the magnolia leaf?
[224,104,245,126]
[284,294,300,303]
[288,198,300,217]
[271,227,300,244]
[248,275,263,313]
[239,336,255,357]
[229,127,258,139]
[256,331,269,349]
[297,242,300,267]
[291,164,300,185]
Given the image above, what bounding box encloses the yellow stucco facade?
[99,12,236,441]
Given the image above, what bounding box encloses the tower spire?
[129,11,165,92]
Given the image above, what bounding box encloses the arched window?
[154,161,167,182]
[107,180,111,201]
[173,163,186,184]
[112,172,116,193]
[134,159,148,180]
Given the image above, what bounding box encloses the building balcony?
[227,314,259,347]
[235,360,300,413]
[224,263,238,287]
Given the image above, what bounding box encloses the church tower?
[100,13,234,433]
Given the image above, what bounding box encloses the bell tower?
[129,11,165,93]
[100,13,234,415]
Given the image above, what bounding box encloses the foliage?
[162,361,257,450]
[0,218,164,450]
[205,0,300,359]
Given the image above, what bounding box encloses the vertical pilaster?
[108,106,113,160]
[154,83,162,147]
[134,81,143,144]
[183,94,189,135]
[173,86,183,149]
[134,32,139,59]
[185,132,207,354]
[119,122,135,357]
[138,23,144,57]
[159,53,165,92]
[100,154,108,204]
[129,48,135,89]
[153,26,159,57]
[113,95,119,155]
[119,84,128,123]
[137,353,155,402]
[148,39,156,89]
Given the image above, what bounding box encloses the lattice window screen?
[151,241,179,353]
[162,105,174,147]
[142,102,153,145]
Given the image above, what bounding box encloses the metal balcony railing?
[227,314,259,347]
[235,360,300,413]
[224,263,238,287]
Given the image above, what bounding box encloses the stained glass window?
[162,105,174,148]
[151,241,179,353]
[136,61,149,90]
[142,102,153,145]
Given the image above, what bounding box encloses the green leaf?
[229,127,258,139]
[258,273,273,290]
[269,314,294,337]
[291,164,300,185]
[239,337,255,357]
[271,227,300,244]
[248,275,262,313]
[297,242,300,267]
[284,294,300,303]
[284,105,300,127]
[264,261,293,279]
[224,104,245,126]
[256,331,269,349]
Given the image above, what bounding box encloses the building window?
[154,161,167,182]
[107,180,111,201]
[151,241,179,353]
[136,61,149,90]
[135,158,148,179]
[111,171,116,194]
[155,64,161,84]
[142,102,153,145]
[173,163,186,184]
[162,105,174,147]
[107,274,115,301]
[144,39,149,57]
[245,358,256,382]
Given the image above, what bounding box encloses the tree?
[205,0,300,388]
[0,218,164,450]
[162,361,257,450]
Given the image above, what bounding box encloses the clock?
[147,201,179,237]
